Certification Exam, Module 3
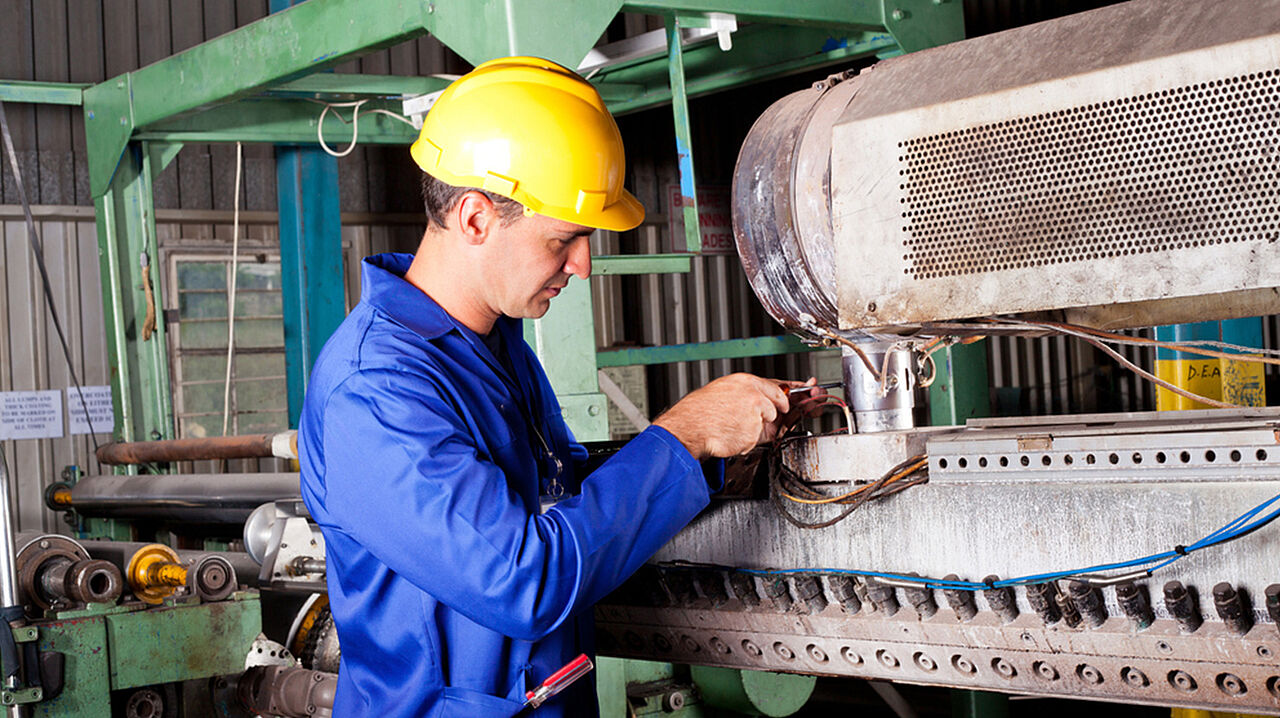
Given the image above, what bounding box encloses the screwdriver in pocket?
[525,654,594,709]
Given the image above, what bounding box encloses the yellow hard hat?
[410,56,644,232]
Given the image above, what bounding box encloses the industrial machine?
[595,2,1280,715]
[7,0,1280,715]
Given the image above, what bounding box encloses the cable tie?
[983,577,997,589]
[1174,544,1187,555]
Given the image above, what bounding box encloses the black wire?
[0,101,101,461]
[767,436,929,529]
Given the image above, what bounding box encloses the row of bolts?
[654,570,1280,636]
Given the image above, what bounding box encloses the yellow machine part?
[126,544,187,605]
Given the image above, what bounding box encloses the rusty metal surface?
[596,599,1280,714]
[828,1,1280,330]
[732,75,851,332]
[95,432,295,465]
[604,410,1280,711]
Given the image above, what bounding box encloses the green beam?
[597,335,819,368]
[83,0,437,196]
[0,80,86,106]
[625,0,886,29]
[596,25,900,115]
[593,254,691,275]
[624,0,964,52]
[134,98,418,145]
[266,73,451,100]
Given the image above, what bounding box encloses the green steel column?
[928,342,991,426]
[526,280,610,441]
[92,142,175,458]
[665,14,703,253]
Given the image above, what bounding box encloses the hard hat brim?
[538,188,646,233]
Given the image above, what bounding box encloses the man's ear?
[454,191,497,246]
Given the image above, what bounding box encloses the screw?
[774,642,795,660]
[1077,664,1103,685]
[1217,672,1246,696]
[1034,661,1059,681]
[891,9,906,21]
[1169,670,1197,693]
[587,404,600,416]
[952,655,975,675]
[992,657,1016,679]
[1122,667,1149,688]
[877,649,899,669]
[841,646,862,665]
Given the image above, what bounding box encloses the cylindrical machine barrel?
[108,547,259,589]
[80,540,247,604]
[14,532,124,614]
[237,665,337,718]
[732,71,858,334]
[96,431,298,465]
[63,473,301,523]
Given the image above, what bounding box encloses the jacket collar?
[360,252,523,346]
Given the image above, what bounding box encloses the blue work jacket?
[298,253,718,717]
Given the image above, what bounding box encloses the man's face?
[486,213,595,320]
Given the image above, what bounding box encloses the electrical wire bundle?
[768,443,929,530]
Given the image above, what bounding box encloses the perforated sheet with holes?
[901,69,1280,281]
[830,21,1280,330]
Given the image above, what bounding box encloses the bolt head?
[891,9,906,21]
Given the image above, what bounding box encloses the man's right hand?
[652,373,801,460]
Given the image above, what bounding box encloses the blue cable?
[736,491,1280,592]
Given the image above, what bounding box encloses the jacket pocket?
[437,686,525,717]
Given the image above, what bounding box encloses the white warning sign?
[67,385,114,436]
[0,390,64,440]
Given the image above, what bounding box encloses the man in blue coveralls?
[298,56,810,717]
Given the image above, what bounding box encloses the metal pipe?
[79,540,259,590]
[0,455,19,607]
[842,342,916,432]
[66,473,301,523]
[0,453,22,714]
[95,431,298,465]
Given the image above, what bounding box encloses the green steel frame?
[3,0,961,448]
[62,0,965,447]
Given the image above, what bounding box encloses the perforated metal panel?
[901,69,1280,281]
[829,1,1280,331]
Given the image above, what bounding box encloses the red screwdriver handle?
[524,654,594,708]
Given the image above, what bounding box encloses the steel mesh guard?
[900,69,1280,281]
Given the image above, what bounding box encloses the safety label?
[0,390,64,440]
[67,385,114,436]
[667,184,734,254]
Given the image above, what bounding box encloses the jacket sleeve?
[311,368,711,641]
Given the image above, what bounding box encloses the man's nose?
[564,235,592,279]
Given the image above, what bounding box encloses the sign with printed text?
[0,390,64,440]
[667,184,735,254]
[67,385,114,435]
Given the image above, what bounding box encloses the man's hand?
[653,373,814,460]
